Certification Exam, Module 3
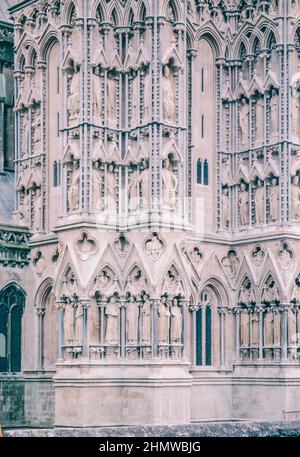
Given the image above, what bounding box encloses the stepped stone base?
[53,361,192,427]
[4,421,300,437]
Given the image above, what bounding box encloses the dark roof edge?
[0,20,14,28]
[8,0,38,14]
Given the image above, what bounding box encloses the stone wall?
[0,375,54,427]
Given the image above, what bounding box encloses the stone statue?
[68,160,80,213]
[288,307,296,347]
[264,308,273,347]
[145,232,163,260]
[254,179,264,225]
[94,270,112,295]
[251,311,259,347]
[291,94,300,140]
[270,89,278,136]
[107,72,116,124]
[137,159,149,210]
[128,170,138,213]
[239,279,255,304]
[162,158,178,211]
[20,192,30,226]
[273,309,281,347]
[68,69,80,123]
[32,108,41,150]
[239,98,249,146]
[126,295,138,344]
[291,175,300,220]
[262,279,278,303]
[141,294,151,343]
[92,162,102,210]
[93,70,102,123]
[292,277,300,303]
[33,188,42,232]
[106,164,117,214]
[22,111,31,156]
[64,303,74,343]
[239,182,249,227]
[269,178,279,222]
[89,302,100,344]
[255,97,264,143]
[157,296,170,343]
[143,69,151,121]
[241,310,249,347]
[131,73,139,124]
[75,303,84,343]
[171,298,182,343]
[221,187,230,228]
[162,65,175,123]
[162,270,183,296]
[105,296,119,344]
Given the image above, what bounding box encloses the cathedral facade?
[1,0,300,427]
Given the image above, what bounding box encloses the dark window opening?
[204,159,209,185]
[197,159,202,184]
[0,286,24,373]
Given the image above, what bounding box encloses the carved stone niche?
[251,245,265,267]
[277,241,293,270]
[52,242,63,264]
[181,243,203,267]
[32,250,46,276]
[222,249,239,278]
[75,231,97,261]
[144,232,165,260]
[114,233,130,258]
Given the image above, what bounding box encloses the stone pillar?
[179,298,190,360]
[80,298,91,359]
[234,307,241,361]
[218,305,227,368]
[258,305,264,361]
[119,296,127,359]
[151,298,158,358]
[36,307,45,370]
[189,303,199,366]
[281,303,288,361]
[56,299,66,361]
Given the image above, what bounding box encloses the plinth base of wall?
[53,360,192,427]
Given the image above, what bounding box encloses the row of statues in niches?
[19,105,41,158]
[231,88,300,149]
[239,303,300,362]
[67,156,179,215]
[67,60,178,127]
[63,293,184,358]
[221,173,300,230]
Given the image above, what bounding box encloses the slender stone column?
[79,298,91,359]
[36,307,45,370]
[218,305,227,368]
[235,307,241,361]
[258,305,264,361]
[151,298,159,358]
[179,298,190,360]
[189,303,198,366]
[56,299,66,361]
[281,303,289,362]
[119,296,127,359]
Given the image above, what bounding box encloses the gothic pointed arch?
[61,0,79,25]
[260,273,281,304]
[39,29,60,62]
[124,264,150,297]
[138,1,148,21]
[90,264,122,299]
[237,275,256,305]
[0,282,25,373]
